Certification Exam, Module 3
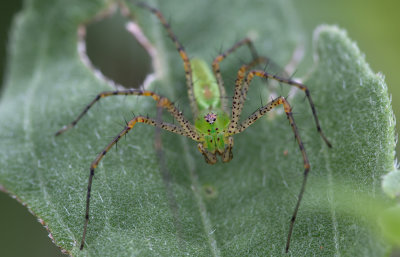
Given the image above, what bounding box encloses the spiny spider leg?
[136,2,198,117]
[80,115,197,250]
[235,96,309,253]
[234,57,271,98]
[224,57,274,134]
[229,69,330,252]
[55,89,199,140]
[211,38,259,112]
[229,69,332,147]
[55,89,204,249]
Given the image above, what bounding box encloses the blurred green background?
[0,0,399,256]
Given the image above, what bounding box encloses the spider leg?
[197,143,217,164]
[136,2,198,117]
[229,68,330,252]
[227,56,279,135]
[218,57,270,160]
[235,96,309,253]
[212,38,258,112]
[55,89,199,141]
[60,89,202,250]
[233,57,271,104]
[229,70,331,147]
[80,116,196,250]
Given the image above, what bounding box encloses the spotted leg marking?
[235,96,309,253]
[80,115,199,250]
[136,2,198,117]
[212,37,259,112]
[55,89,200,141]
[229,69,331,147]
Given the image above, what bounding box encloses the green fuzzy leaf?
[0,0,396,256]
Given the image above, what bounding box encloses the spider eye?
[204,112,218,124]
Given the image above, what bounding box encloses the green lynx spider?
[56,2,331,253]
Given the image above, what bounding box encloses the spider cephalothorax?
[196,110,231,164]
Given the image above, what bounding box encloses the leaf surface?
[0,0,395,256]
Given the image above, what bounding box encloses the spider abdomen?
[191,58,221,111]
